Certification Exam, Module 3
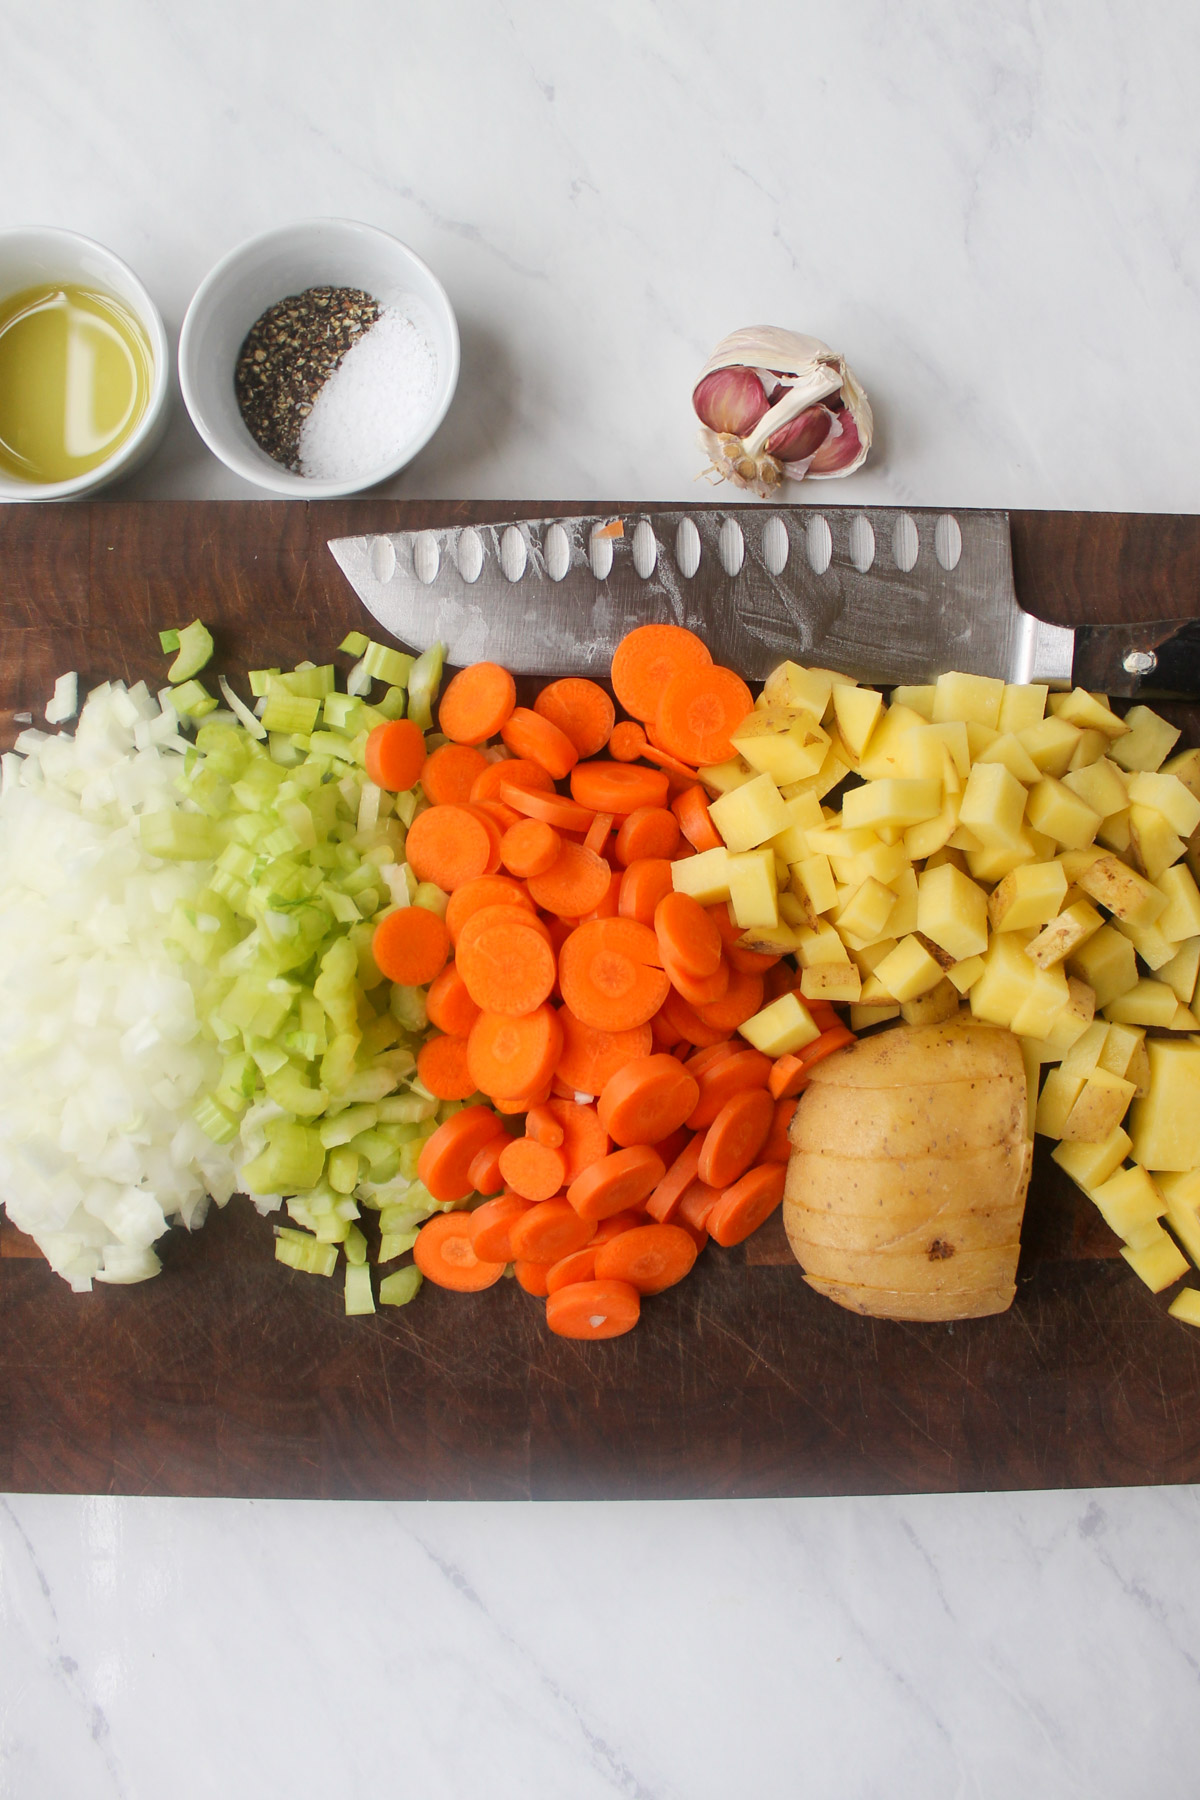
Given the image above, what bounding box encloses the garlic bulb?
[693,326,873,498]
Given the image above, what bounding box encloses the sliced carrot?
[438,661,517,746]
[767,1054,808,1100]
[660,987,728,1047]
[364,718,426,792]
[706,1163,787,1247]
[545,1278,641,1339]
[651,1008,684,1050]
[673,1213,709,1252]
[597,1054,700,1148]
[618,858,676,926]
[509,1198,593,1263]
[707,901,776,970]
[454,902,552,955]
[527,842,613,918]
[477,798,522,835]
[570,761,670,815]
[792,1023,856,1077]
[501,707,578,780]
[581,870,622,922]
[533,677,615,759]
[405,804,494,891]
[371,905,450,985]
[501,818,560,878]
[644,1134,704,1223]
[498,1136,567,1202]
[414,1212,506,1291]
[804,999,844,1034]
[763,960,798,999]
[662,949,730,1007]
[760,1096,798,1163]
[525,1103,564,1148]
[558,918,670,1032]
[567,1145,666,1221]
[545,1245,599,1293]
[609,720,648,762]
[654,890,722,978]
[615,807,680,867]
[471,758,555,804]
[593,1222,697,1295]
[687,1048,773,1128]
[515,1259,553,1296]
[496,1085,552,1114]
[467,1006,563,1102]
[677,1178,720,1232]
[545,1099,610,1182]
[651,1126,689,1169]
[457,914,557,1016]
[420,743,490,806]
[611,623,712,724]
[416,1033,477,1101]
[584,810,614,855]
[672,784,723,852]
[470,1192,532,1260]
[501,782,597,833]
[417,1104,506,1202]
[590,1208,647,1244]
[684,1040,739,1079]
[444,875,534,945]
[694,966,765,1033]
[654,666,754,767]
[555,1010,652,1095]
[466,1134,508,1196]
[697,1086,774,1188]
[461,803,504,875]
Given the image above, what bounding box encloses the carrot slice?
[590,1208,647,1244]
[639,736,704,789]
[527,842,613,918]
[460,802,504,875]
[470,1192,532,1260]
[501,707,578,780]
[597,1054,701,1148]
[654,666,754,767]
[584,810,614,855]
[416,1033,477,1101]
[501,818,561,878]
[364,718,426,792]
[467,1006,563,1101]
[420,743,490,806]
[697,1086,774,1187]
[558,918,670,1031]
[471,758,555,804]
[476,799,521,835]
[644,1134,703,1223]
[654,890,722,978]
[618,858,676,926]
[533,678,615,759]
[651,1009,684,1050]
[767,1053,809,1100]
[414,1212,506,1291]
[509,1198,593,1263]
[501,782,596,833]
[677,1178,720,1232]
[454,902,552,955]
[706,1163,787,1247]
[417,1104,506,1201]
[686,1047,773,1128]
[615,807,680,867]
[545,1278,641,1339]
[609,720,648,762]
[498,1136,567,1202]
[555,1010,651,1095]
[545,1098,610,1180]
[672,784,723,852]
[405,804,493,891]
[662,949,730,1007]
[466,1134,508,1195]
[515,1259,553,1296]
[581,869,623,922]
[438,661,517,746]
[567,1145,666,1221]
[444,875,534,945]
[660,987,728,1047]
[694,966,764,1033]
[570,761,671,815]
[457,914,557,1016]
[593,1222,697,1295]
[760,1096,798,1164]
[545,1245,599,1293]
[684,1040,739,1079]
[372,906,450,985]
[611,624,712,724]
[525,1103,565,1148]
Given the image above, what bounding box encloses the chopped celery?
[167,620,215,682]
[376,686,407,721]
[378,1092,438,1124]
[405,643,444,730]
[345,1262,375,1314]
[339,630,370,657]
[389,985,428,1033]
[343,1222,368,1265]
[264,1062,328,1118]
[378,1229,419,1263]
[413,881,449,918]
[319,1104,379,1147]
[140,811,221,861]
[328,1146,361,1193]
[275,664,335,700]
[322,692,364,734]
[275,1229,339,1277]
[379,1266,423,1305]
[362,639,415,688]
[261,690,321,735]
[194,1094,240,1144]
[171,679,218,720]
[240,1119,326,1194]
[159,627,181,653]
[249,667,281,697]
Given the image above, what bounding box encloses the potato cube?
[1062,758,1129,820]
[761,661,835,718]
[769,790,826,864]
[1097,810,1133,855]
[792,853,838,915]
[1114,914,1181,973]
[856,705,928,780]
[1026,898,1104,969]
[1159,936,1200,1005]
[887,866,919,938]
[842,778,942,833]
[800,963,862,1004]
[708,772,792,852]
[988,861,1069,933]
[697,756,756,795]
[959,761,1027,849]
[1159,1175,1200,1268]
[974,733,1043,786]
[1048,688,1128,737]
[1104,978,1181,1029]
[1017,716,1083,776]
[1155,865,1200,942]
[924,720,972,780]
[1127,771,1200,839]
[1164,746,1200,799]
[727,848,779,929]
[836,877,897,944]
[899,978,961,1026]
[870,935,945,1002]
[1033,977,1097,1058]
[1010,962,1071,1040]
[1061,1020,1110,1078]
[1035,1067,1086,1137]
[890,726,950,783]
[739,923,803,957]
[808,742,853,800]
[859,974,899,1004]
[845,840,910,889]
[1096,1023,1145,1081]
[1128,805,1185,882]
[1172,1003,1200,1030]
[970,933,1037,1028]
[796,921,853,968]
[1109,705,1180,773]
[1168,1288,1200,1325]
[1059,1068,1136,1142]
[916,862,989,961]
[1121,1232,1190,1291]
[731,710,828,785]
[1067,729,1107,771]
[1067,924,1139,1008]
[1076,854,1168,926]
[889,684,936,719]
[849,1002,901,1030]
[1089,1164,1166,1245]
[671,846,731,905]
[832,684,883,760]
[998,684,1049,734]
[946,954,986,994]
[965,827,1055,884]
[1052,1125,1131,1192]
[739,991,820,1056]
[932,671,1004,729]
[903,803,961,863]
[1025,777,1101,850]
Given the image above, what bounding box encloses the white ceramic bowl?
[178,219,459,497]
[0,226,170,502]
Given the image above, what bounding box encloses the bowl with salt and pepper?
[178,218,459,497]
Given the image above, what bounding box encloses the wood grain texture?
[2,500,1199,1501]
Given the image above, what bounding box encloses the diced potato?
[890,684,936,720]
[1076,854,1168,926]
[1121,1232,1189,1291]
[916,861,989,961]
[738,923,802,956]
[727,848,779,929]
[842,778,942,834]
[873,935,946,1002]
[932,671,1004,729]
[731,709,829,785]
[887,867,919,938]
[1128,804,1184,882]
[1127,771,1200,839]
[1009,962,1071,1040]
[708,771,791,852]
[1114,913,1181,973]
[998,684,1048,734]
[1097,809,1133,854]
[1051,1125,1131,1192]
[1048,688,1128,737]
[988,860,1069,933]
[836,877,897,944]
[740,991,820,1056]
[1103,978,1179,1029]
[671,846,731,904]
[1089,1164,1165,1246]
[853,937,899,974]
[1172,1003,1200,1030]
[778,888,811,928]
[965,827,1055,884]
[791,853,838,915]
[697,756,756,795]
[1156,865,1200,942]
[1096,1022,1145,1081]
[796,921,853,968]
[1061,1020,1109,1078]
[890,726,951,783]
[959,761,1027,849]
[1026,898,1104,968]
[1035,1066,1086,1136]
[1067,729,1107,770]
[844,839,910,889]
[806,742,853,800]
[1163,1196,1200,1269]
[974,733,1043,785]
[769,790,826,864]
[1163,745,1200,799]
[849,1002,901,1030]
[1158,1169,1200,1215]
[1017,716,1082,777]
[856,705,927,780]
[806,824,877,862]
[801,963,862,1003]
[946,954,986,994]
[832,685,883,760]
[761,661,835,718]
[970,933,1037,1029]
[1059,1068,1136,1142]
[924,720,972,780]
[903,801,961,862]
[1062,758,1129,819]
[899,978,960,1026]
[1032,977,1096,1058]
[1109,704,1180,773]
[1167,1288,1200,1326]
[1159,936,1200,1005]
[1026,776,1101,850]
[859,974,899,1004]
[1067,924,1139,1008]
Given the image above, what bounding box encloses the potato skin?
[785,1021,1031,1321]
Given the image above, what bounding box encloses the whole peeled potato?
[785,1020,1032,1321]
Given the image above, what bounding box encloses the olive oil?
[0,283,153,483]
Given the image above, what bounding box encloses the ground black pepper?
[234,286,381,470]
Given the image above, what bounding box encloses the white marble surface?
[5,0,1200,1791]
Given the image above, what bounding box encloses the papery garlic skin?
[694,326,873,497]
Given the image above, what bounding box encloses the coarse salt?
[298,307,438,482]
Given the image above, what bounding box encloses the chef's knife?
[328,508,1200,696]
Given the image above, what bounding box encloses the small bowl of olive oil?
[0,227,169,501]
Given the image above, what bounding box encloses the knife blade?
[328,508,1200,695]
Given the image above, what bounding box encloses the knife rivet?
[1123,649,1157,676]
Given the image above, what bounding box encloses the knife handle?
[1071,618,1200,699]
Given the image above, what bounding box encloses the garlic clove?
[693,366,770,437]
[764,403,835,467]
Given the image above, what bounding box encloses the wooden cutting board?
[2,500,1200,1501]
